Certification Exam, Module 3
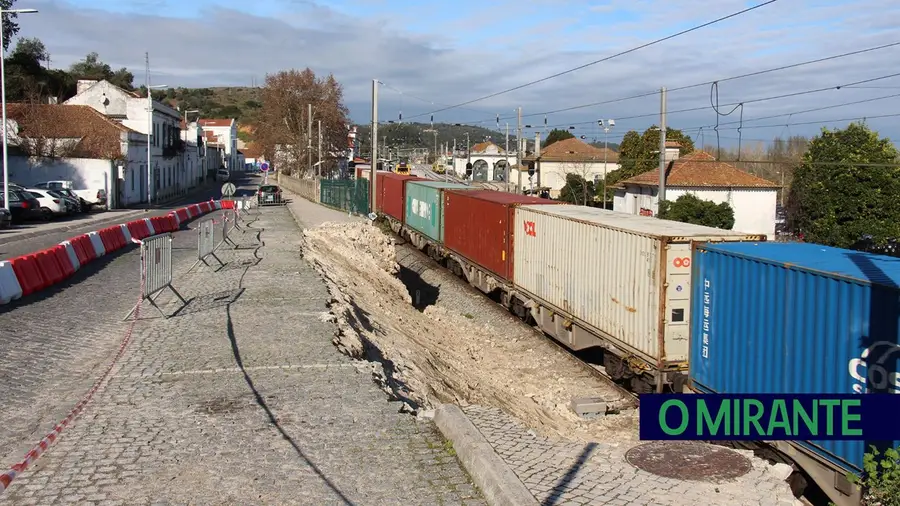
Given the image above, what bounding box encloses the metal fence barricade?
[123,233,186,320]
[189,219,224,271]
[221,209,239,249]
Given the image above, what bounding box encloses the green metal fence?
[319,179,370,215]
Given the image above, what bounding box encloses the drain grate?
[625,441,752,482]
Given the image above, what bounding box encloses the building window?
[131,169,135,191]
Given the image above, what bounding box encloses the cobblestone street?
[0,203,485,505]
[463,405,798,506]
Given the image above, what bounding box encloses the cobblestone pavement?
[1,204,486,505]
[463,405,798,506]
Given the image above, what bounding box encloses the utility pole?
[307,103,313,176]
[317,119,322,178]
[516,107,522,194]
[451,138,456,182]
[658,87,667,211]
[533,132,541,196]
[599,119,614,209]
[370,79,378,214]
[504,123,510,191]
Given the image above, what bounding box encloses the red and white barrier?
[119,224,133,244]
[0,260,23,304]
[143,218,156,236]
[59,241,80,272]
[87,231,105,257]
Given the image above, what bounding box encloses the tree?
[1,0,21,52]
[559,173,595,205]
[69,52,135,90]
[542,128,574,148]
[658,194,734,229]
[786,122,900,248]
[256,68,350,177]
[603,126,695,199]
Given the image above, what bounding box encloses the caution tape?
[0,255,147,493]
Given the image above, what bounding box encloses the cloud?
[15,0,900,146]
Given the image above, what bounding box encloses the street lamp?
[1,8,38,211]
[146,84,166,206]
[599,119,615,209]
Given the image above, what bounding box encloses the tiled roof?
[242,143,262,158]
[536,137,618,162]
[199,119,234,127]
[665,141,681,148]
[471,141,503,153]
[6,103,134,159]
[618,151,779,188]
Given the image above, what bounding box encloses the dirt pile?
[302,221,639,442]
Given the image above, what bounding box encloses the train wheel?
[630,377,655,394]
[603,354,631,381]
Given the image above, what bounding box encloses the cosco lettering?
[848,341,900,394]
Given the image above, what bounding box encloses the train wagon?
[375,172,421,229]
[689,241,900,506]
[403,181,472,249]
[510,205,764,393]
[441,190,563,293]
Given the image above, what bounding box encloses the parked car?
[1,189,42,222]
[0,207,10,229]
[216,168,230,182]
[48,188,83,213]
[256,184,282,205]
[27,188,68,218]
[32,181,107,210]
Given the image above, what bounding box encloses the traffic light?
[465,162,473,177]
[527,161,535,177]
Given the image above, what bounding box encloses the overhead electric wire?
[446,40,900,126]
[405,0,780,121]
[525,81,900,131]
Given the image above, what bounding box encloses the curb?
[433,404,539,506]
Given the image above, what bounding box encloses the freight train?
[369,171,900,506]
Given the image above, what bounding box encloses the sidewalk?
[0,204,485,505]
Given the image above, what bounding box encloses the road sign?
[260,162,270,172]
[221,182,236,197]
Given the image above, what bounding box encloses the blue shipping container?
[689,241,900,474]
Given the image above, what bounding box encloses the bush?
[849,445,900,506]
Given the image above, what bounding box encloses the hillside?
[157,87,620,153]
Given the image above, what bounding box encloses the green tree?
[658,194,734,229]
[1,0,21,52]
[542,128,574,148]
[602,126,696,199]
[786,122,900,248]
[559,173,595,205]
[69,52,135,90]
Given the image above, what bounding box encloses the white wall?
[9,155,112,199]
[614,185,777,238]
[541,160,621,198]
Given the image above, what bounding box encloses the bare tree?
[256,69,350,178]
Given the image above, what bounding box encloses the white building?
[5,103,147,207]
[451,141,515,182]
[524,137,619,199]
[180,120,208,189]
[613,150,779,238]
[63,79,185,202]
[198,119,238,171]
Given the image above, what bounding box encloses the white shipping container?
[512,205,764,367]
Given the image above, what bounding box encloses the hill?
[155,86,621,153]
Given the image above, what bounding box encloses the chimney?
[664,140,681,162]
[76,79,99,95]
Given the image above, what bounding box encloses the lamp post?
[598,119,614,209]
[146,84,167,206]
[1,8,38,211]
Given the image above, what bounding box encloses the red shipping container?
[442,190,564,280]
[376,172,422,221]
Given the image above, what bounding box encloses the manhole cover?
[625,441,752,482]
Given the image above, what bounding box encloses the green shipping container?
[404,181,472,242]
[320,179,370,215]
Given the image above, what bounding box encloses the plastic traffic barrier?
[187,205,200,218]
[70,234,95,264]
[0,260,23,304]
[126,220,150,240]
[87,231,106,257]
[59,240,81,272]
[97,227,120,252]
[212,200,222,210]
[51,245,76,278]
[34,249,65,285]
[10,255,46,297]
[221,200,235,209]
[168,211,180,228]
[199,202,212,213]
[119,223,133,244]
[143,218,156,236]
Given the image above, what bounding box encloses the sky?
[12,0,900,149]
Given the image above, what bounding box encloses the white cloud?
[15,0,900,146]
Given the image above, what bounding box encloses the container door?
[664,243,692,364]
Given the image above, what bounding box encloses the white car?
[216,169,230,182]
[26,188,67,219]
